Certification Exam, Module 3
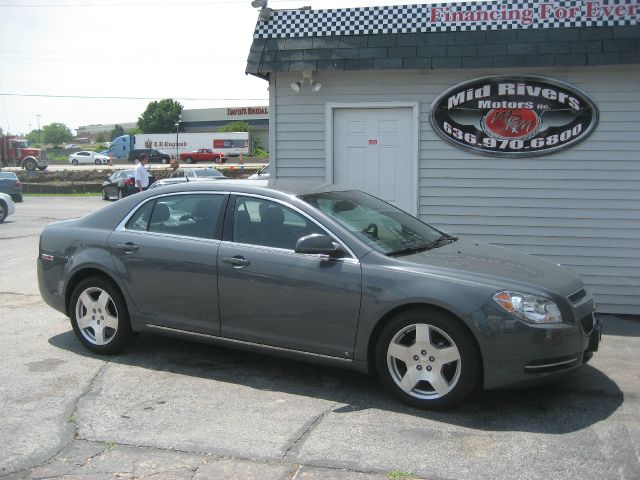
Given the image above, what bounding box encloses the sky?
[0,0,486,136]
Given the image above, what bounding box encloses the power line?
[0,93,267,101]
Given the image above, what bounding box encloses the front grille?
[568,288,587,305]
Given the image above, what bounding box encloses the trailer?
[109,132,252,160]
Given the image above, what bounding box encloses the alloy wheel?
[74,287,119,346]
[386,323,462,400]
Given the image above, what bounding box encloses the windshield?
[300,190,448,256]
[192,169,224,178]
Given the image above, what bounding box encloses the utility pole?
[36,114,41,143]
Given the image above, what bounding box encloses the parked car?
[0,191,15,223]
[248,164,270,180]
[101,169,157,200]
[65,144,80,150]
[0,171,23,202]
[149,167,227,189]
[179,148,227,164]
[69,151,110,166]
[38,181,600,409]
[128,148,171,164]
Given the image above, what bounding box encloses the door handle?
[117,242,139,253]
[222,256,250,267]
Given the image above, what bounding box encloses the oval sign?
[430,76,599,158]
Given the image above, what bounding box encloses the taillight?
[124,178,134,186]
[15,181,21,187]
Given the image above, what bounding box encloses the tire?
[161,157,169,164]
[374,308,480,410]
[95,159,101,165]
[24,159,37,171]
[185,157,194,164]
[72,159,79,166]
[101,188,108,201]
[69,276,136,354]
[0,201,7,223]
[38,166,47,171]
[14,194,23,203]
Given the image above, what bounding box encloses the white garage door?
[333,107,415,214]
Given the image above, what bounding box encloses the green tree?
[127,126,141,136]
[25,130,41,144]
[95,132,106,143]
[138,99,183,134]
[110,124,125,140]
[218,120,253,133]
[42,123,73,147]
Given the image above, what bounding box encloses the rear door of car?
[108,192,228,334]
[216,194,362,358]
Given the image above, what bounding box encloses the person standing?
[135,153,150,192]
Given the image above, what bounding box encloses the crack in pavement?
[1,359,115,478]
[281,403,337,462]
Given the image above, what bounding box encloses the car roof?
[147,179,348,197]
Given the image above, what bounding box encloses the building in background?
[77,106,269,150]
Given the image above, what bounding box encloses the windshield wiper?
[386,235,457,257]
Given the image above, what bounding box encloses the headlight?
[493,291,563,324]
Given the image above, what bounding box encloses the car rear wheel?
[0,201,7,223]
[95,159,101,165]
[375,308,480,410]
[69,276,136,354]
[72,159,79,166]
[101,188,108,201]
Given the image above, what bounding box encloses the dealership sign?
[430,76,599,157]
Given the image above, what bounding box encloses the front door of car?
[217,195,362,359]
[108,192,227,335]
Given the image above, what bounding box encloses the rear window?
[0,172,18,180]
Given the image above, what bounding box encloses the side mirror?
[295,234,345,259]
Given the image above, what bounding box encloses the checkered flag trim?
[254,0,639,38]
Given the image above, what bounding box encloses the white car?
[69,151,110,166]
[0,192,16,223]
[65,144,80,149]
[248,164,270,179]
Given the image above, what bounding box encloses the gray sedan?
[37,181,600,409]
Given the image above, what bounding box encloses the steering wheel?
[363,223,379,239]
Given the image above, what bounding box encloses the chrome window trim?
[115,191,228,232]
[146,324,353,363]
[232,192,359,262]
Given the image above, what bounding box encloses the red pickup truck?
[179,149,227,164]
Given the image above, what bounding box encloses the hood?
[399,239,583,297]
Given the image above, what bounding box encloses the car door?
[108,192,227,334]
[217,194,362,359]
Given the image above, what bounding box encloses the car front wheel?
[69,276,136,354]
[375,309,480,410]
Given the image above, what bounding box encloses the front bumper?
[478,305,601,390]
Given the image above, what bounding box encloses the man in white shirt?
[134,153,150,192]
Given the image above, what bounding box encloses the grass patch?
[386,472,417,480]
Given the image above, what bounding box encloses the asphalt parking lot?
[1,196,639,480]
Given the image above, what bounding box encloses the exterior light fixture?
[290,71,322,93]
[251,0,272,22]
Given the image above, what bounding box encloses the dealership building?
[246,0,640,314]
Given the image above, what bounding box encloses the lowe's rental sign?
[254,1,639,38]
[430,76,599,157]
